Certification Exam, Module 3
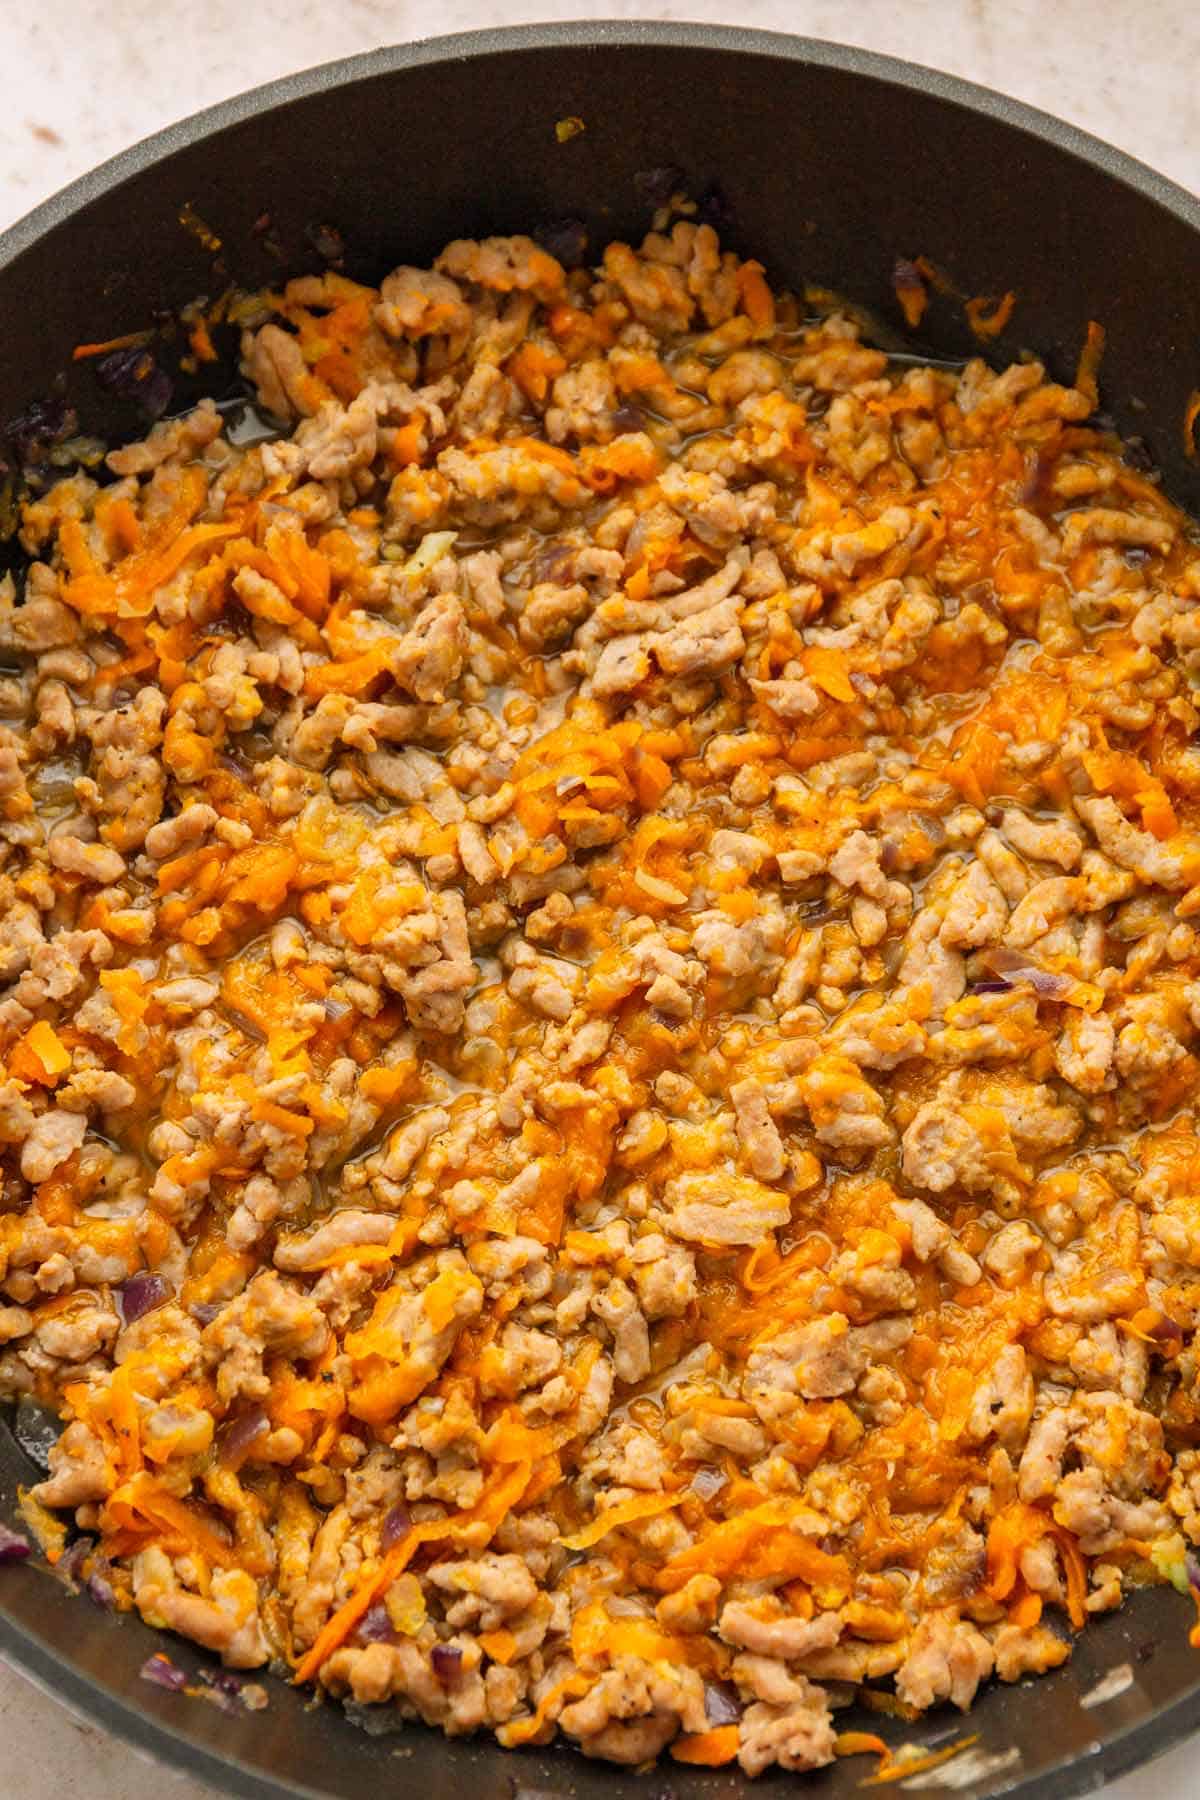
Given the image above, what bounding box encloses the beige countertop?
[2,2,1199,1795]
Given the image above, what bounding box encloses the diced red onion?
[305,222,345,267]
[893,257,923,300]
[196,1683,239,1715]
[53,1535,116,1609]
[381,1501,412,1549]
[690,1466,728,1502]
[979,947,1077,1000]
[140,1653,187,1692]
[635,166,685,209]
[696,183,734,233]
[704,1679,743,1726]
[1150,1315,1185,1354]
[95,345,173,421]
[969,978,1012,995]
[85,1565,116,1610]
[1018,451,1049,506]
[533,542,575,585]
[1123,436,1155,475]
[218,1405,270,1469]
[430,1644,463,1686]
[6,395,75,462]
[119,1273,170,1325]
[56,1534,94,1586]
[533,218,588,271]
[190,1302,221,1326]
[358,1601,399,1645]
[1187,1552,1200,1603]
[979,947,1026,975]
[0,1523,30,1564]
[195,1666,247,1710]
[1021,968,1077,1000]
[611,404,645,434]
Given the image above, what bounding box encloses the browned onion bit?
[305,222,346,266]
[430,1644,464,1686]
[634,166,685,209]
[358,1601,399,1645]
[218,1404,270,1469]
[0,1522,30,1564]
[696,182,734,232]
[1187,1553,1200,1602]
[55,1533,94,1586]
[195,1666,250,1711]
[5,395,76,462]
[1151,1315,1186,1355]
[893,258,925,310]
[978,946,1076,999]
[690,1466,728,1502]
[94,345,173,421]
[86,1563,116,1610]
[533,541,575,584]
[140,1653,188,1692]
[118,1272,171,1324]
[1018,449,1051,505]
[533,218,588,270]
[704,1679,743,1726]
[380,1501,412,1548]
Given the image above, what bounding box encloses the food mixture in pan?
[2,212,1200,1776]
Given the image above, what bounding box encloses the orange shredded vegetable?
[1185,389,1200,460]
[965,292,1017,340]
[559,1490,682,1550]
[671,1726,740,1766]
[863,1736,980,1786]
[293,1460,533,1684]
[71,330,153,361]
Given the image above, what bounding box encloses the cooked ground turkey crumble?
[2,217,1200,1774]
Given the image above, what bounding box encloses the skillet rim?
[1,21,1199,1799]
[3,19,1200,273]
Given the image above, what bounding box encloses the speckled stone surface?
[0,3,1198,1795]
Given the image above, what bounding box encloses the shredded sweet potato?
[5,211,1199,1777]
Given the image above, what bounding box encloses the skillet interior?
[2,24,1200,1798]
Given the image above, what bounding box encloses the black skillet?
[1,23,1199,1799]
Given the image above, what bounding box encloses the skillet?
[2,24,1200,1798]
